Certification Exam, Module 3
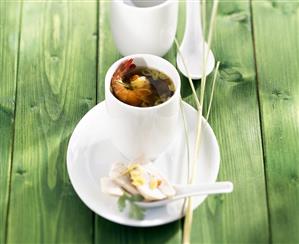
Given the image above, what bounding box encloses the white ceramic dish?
[110,0,178,56]
[67,101,220,227]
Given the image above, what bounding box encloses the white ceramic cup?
[110,0,179,57]
[105,54,181,160]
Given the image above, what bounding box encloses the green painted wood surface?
[252,1,299,242]
[0,0,298,243]
[0,2,21,243]
[6,1,97,243]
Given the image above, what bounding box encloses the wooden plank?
[0,2,21,243]
[95,1,181,243]
[6,1,97,243]
[179,1,270,243]
[252,1,299,242]
[97,0,121,101]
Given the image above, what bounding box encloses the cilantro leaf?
[117,194,127,212]
[117,193,146,220]
[128,203,145,220]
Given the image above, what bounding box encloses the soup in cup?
[105,54,181,160]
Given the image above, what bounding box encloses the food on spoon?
[110,58,175,107]
[142,163,176,198]
[101,161,176,201]
[109,163,140,195]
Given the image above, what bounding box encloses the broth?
[111,64,175,107]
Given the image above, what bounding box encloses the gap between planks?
[249,0,272,242]
[4,1,23,243]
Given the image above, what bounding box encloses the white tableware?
[136,181,233,208]
[110,0,178,56]
[67,101,220,227]
[176,0,215,79]
[105,54,181,160]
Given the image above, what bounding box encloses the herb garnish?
[117,193,145,220]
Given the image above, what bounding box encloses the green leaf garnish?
[117,194,127,212]
[129,203,145,220]
[117,193,145,220]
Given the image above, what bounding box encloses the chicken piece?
[109,162,139,195]
[100,177,124,196]
[113,176,140,195]
[106,161,176,201]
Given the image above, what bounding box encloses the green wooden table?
[1,0,298,243]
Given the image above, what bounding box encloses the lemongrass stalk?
[191,0,221,185]
[180,99,191,189]
[183,198,193,244]
[206,0,219,64]
[206,61,220,120]
[175,38,200,110]
[190,0,210,184]
[200,0,219,105]
[202,0,206,37]
[175,37,201,183]
[175,41,202,244]
[191,0,219,181]
[202,0,206,99]
[179,99,192,216]
[182,1,219,243]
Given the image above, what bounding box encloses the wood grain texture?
[97,0,121,101]
[2,0,296,243]
[252,1,299,242]
[95,2,181,244]
[179,1,270,243]
[0,2,21,243]
[6,1,97,243]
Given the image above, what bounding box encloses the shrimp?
[111,59,152,106]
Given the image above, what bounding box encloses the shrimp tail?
[111,58,152,107]
[112,58,136,82]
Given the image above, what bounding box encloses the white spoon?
[136,181,233,208]
[176,0,215,80]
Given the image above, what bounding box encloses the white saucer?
[67,101,220,227]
